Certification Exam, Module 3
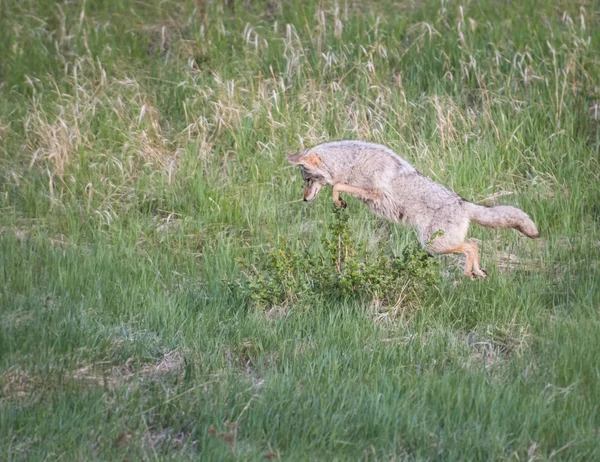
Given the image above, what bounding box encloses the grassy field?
[1,0,599,459]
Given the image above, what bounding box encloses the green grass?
[1,0,599,459]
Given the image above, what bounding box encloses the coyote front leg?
[332,184,381,208]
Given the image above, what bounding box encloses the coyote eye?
[301,168,311,181]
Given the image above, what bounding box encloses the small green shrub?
[242,206,439,309]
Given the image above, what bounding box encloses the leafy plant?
[242,206,439,309]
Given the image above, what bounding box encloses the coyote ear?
[287,152,323,169]
[287,153,304,164]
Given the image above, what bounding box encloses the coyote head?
[287,151,328,201]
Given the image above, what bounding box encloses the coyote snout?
[301,168,326,202]
[288,140,539,279]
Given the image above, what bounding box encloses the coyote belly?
[288,140,539,279]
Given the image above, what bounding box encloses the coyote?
[288,140,539,279]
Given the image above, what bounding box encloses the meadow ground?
[1,0,599,459]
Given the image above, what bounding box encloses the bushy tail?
[469,204,539,238]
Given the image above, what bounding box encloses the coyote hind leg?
[440,242,487,279]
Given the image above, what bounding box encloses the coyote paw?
[334,199,347,209]
[471,269,487,279]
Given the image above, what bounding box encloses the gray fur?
[289,140,539,254]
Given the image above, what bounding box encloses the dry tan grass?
[73,349,184,390]
[465,324,531,371]
[1,367,41,401]
[72,349,184,389]
[1,350,185,403]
